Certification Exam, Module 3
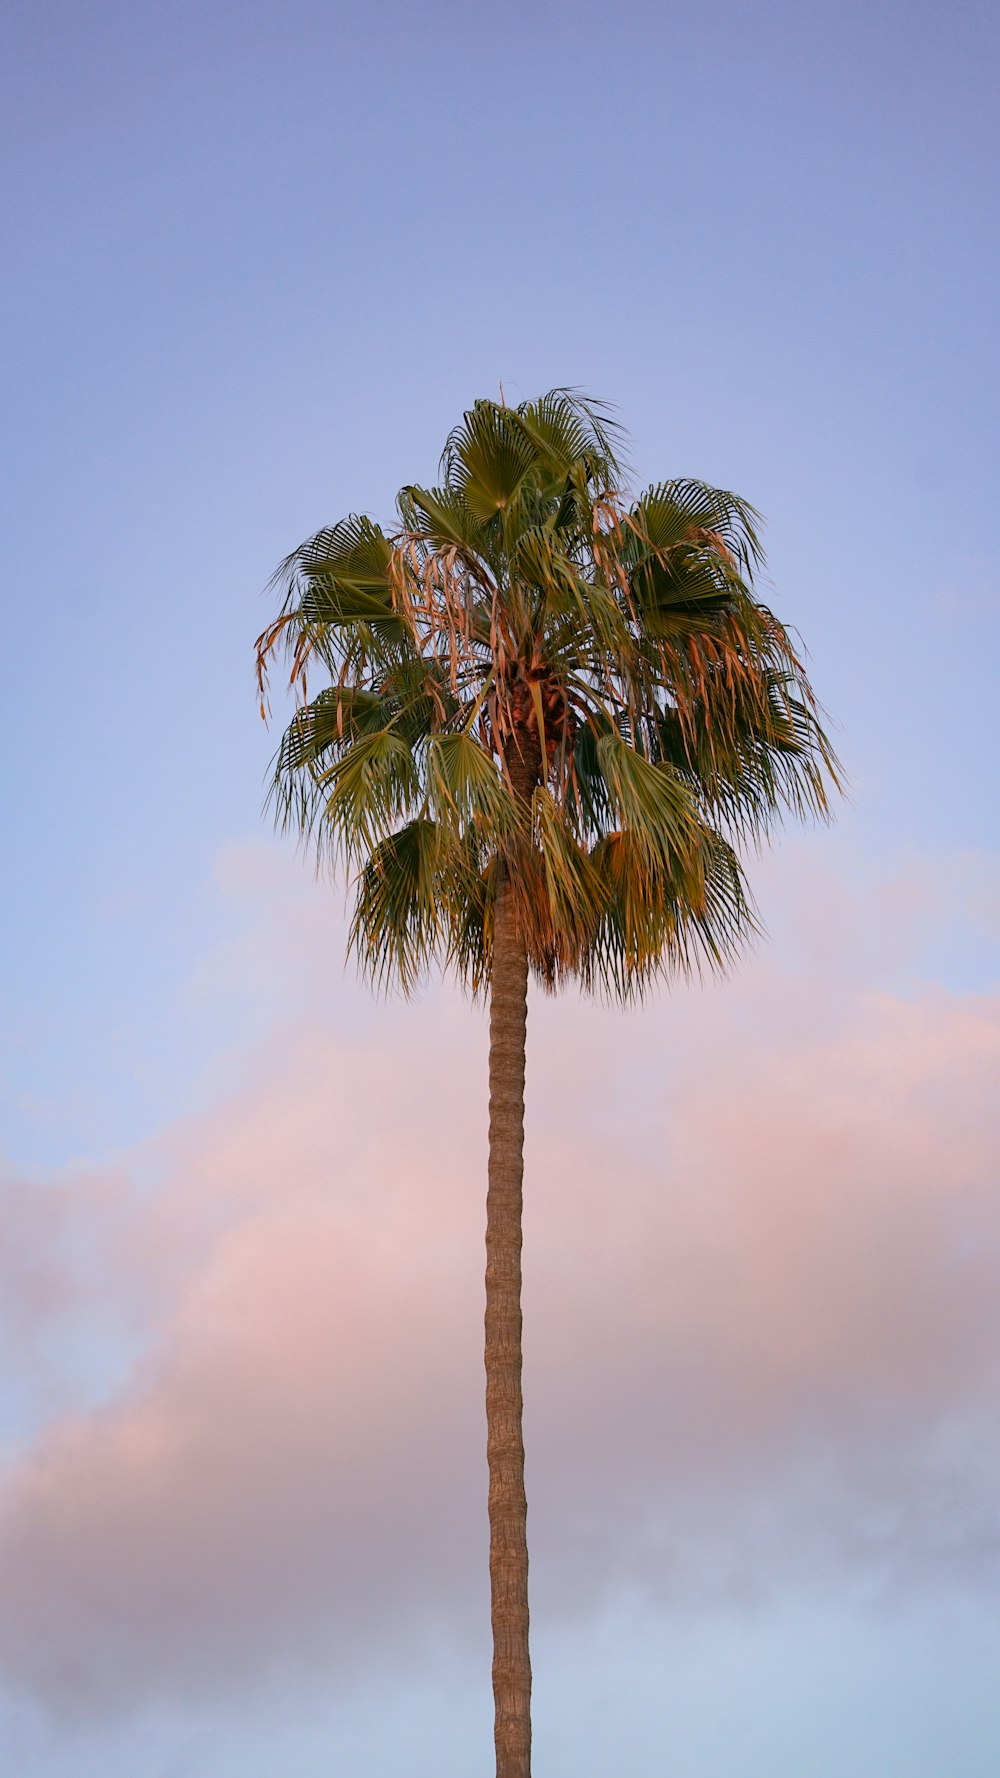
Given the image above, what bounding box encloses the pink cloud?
[1,846,998,1717]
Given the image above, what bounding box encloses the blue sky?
[1,1,998,1773]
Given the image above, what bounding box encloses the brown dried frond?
[255,609,310,718]
[692,525,737,567]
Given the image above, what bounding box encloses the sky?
[0,0,998,1772]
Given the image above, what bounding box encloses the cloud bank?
[1,845,998,1719]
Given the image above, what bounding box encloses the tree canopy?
[257,390,840,997]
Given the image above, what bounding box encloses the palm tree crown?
[257,390,839,996]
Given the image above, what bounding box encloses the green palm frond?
[511,792,604,987]
[350,817,444,992]
[585,823,751,996]
[257,514,404,712]
[397,484,497,571]
[635,481,765,574]
[595,732,704,872]
[427,732,518,836]
[516,388,627,484]
[318,729,421,861]
[440,401,538,521]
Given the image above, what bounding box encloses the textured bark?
[485,734,538,1778]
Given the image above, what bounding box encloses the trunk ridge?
[485,735,537,1778]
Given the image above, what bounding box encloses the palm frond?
[583,823,752,997]
[317,728,421,861]
[350,818,444,992]
[439,401,538,522]
[426,732,518,836]
[595,732,703,873]
[515,388,628,486]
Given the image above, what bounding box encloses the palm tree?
[255,391,840,1778]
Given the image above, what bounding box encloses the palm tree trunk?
[486,861,532,1778]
